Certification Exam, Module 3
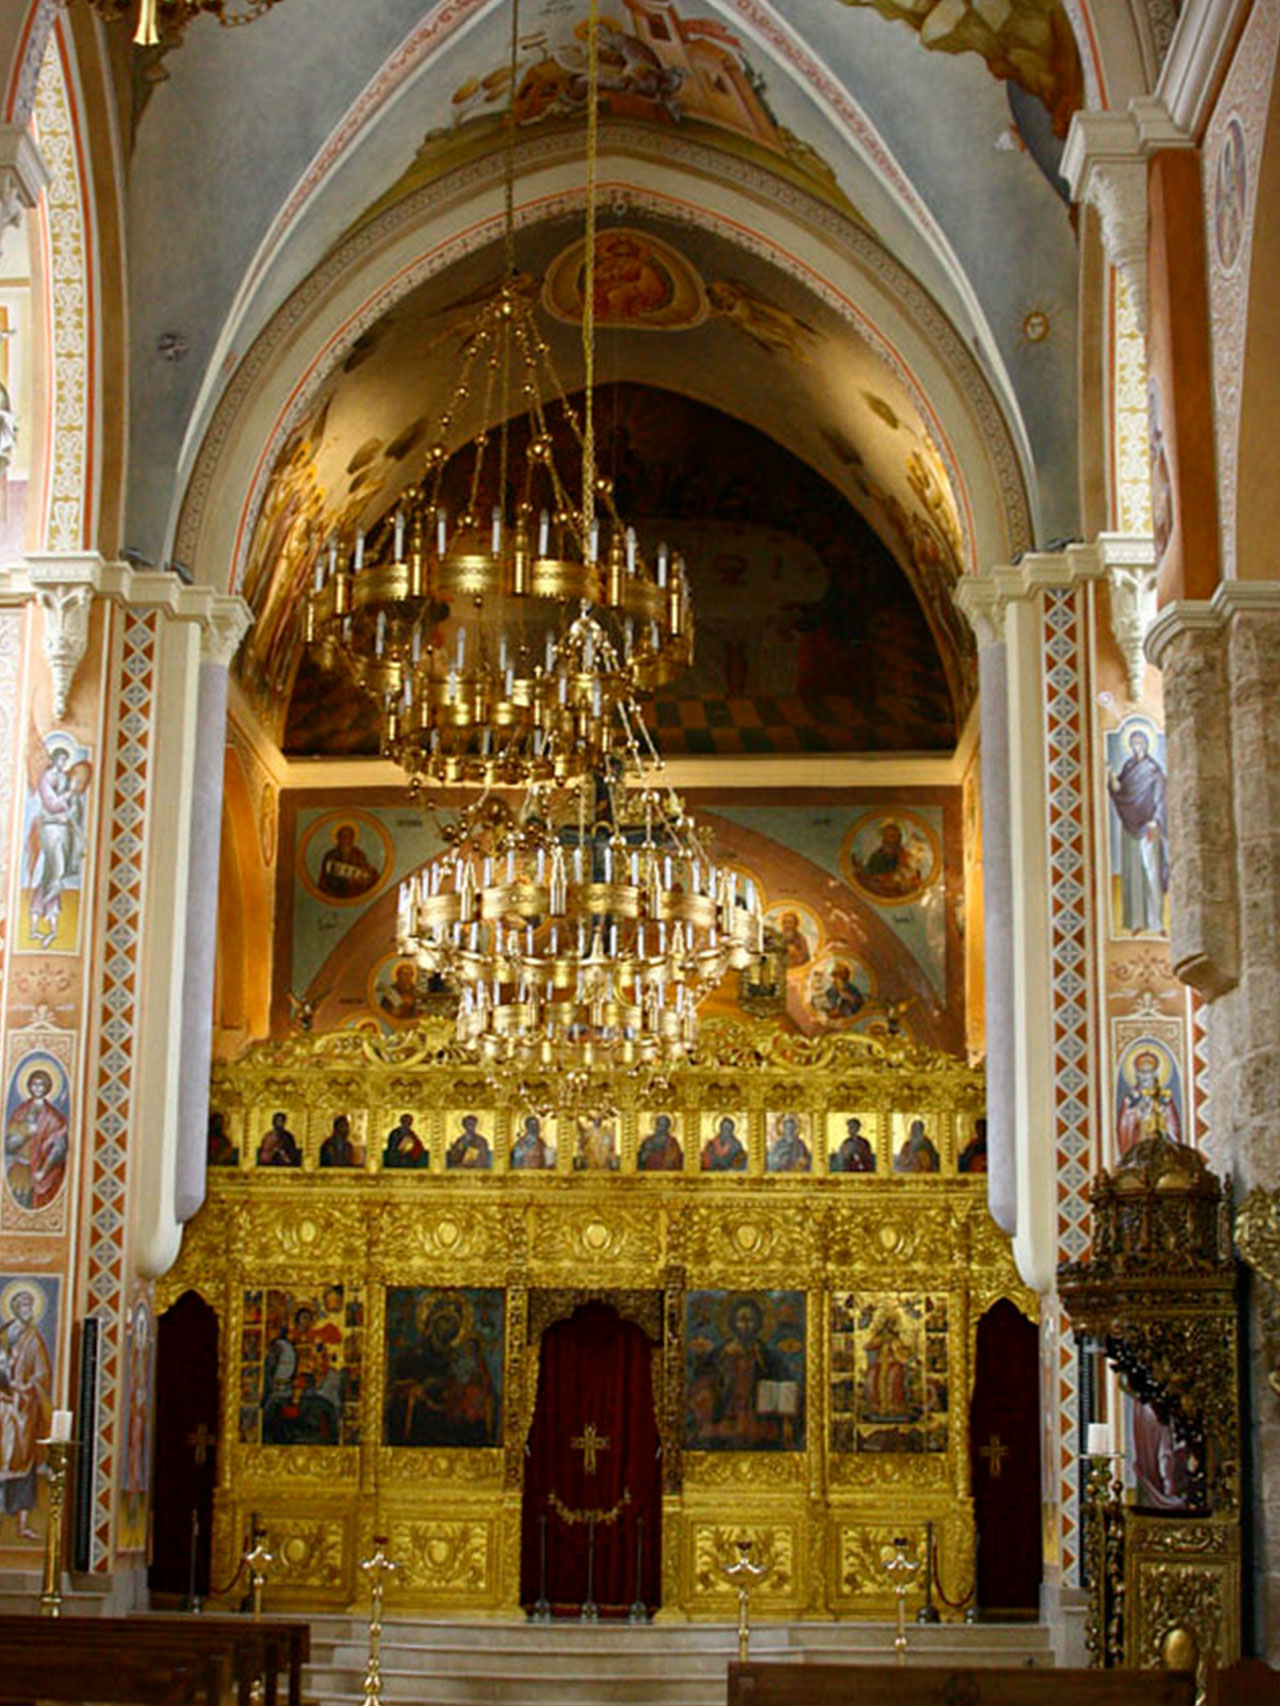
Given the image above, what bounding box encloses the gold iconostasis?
[163,1019,1031,1618]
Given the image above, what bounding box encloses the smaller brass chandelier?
[396,614,763,1107]
[85,0,285,47]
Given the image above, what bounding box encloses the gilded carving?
[684,1452,807,1487]
[1133,1561,1228,1669]
[268,1519,347,1590]
[1235,1185,1280,1398]
[693,1524,793,1597]
[176,1015,1009,1618]
[385,1519,492,1594]
[838,1522,927,1600]
[674,1206,815,1277]
[530,1206,663,1271]
[237,1446,357,1481]
[376,1448,505,1485]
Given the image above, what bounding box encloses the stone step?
[303,1616,1054,1706]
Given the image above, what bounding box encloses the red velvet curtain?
[149,1291,220,1598]
[520,1303,661,1615]
[970,1298,1041,1612]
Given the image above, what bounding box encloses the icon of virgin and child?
[384,1290,503,1449]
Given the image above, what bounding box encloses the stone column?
[1149,583,1280,1655]
[174,605,250,1225]
[960,544,1109,1647]
[954,577,1016,1235]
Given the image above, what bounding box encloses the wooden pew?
[0,1613,271,1706]
[0,1629,227,1706]
[133,1613,312,1706]
[728,1663,1198,1706]
[1208,1659,1280,1706]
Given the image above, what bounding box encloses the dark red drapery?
[970,1298,1041,1612]
[149,1290,220,1598]
[520,1303,661,1615]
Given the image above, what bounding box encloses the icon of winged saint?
[24,731,92,949]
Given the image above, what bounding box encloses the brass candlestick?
[883,1535,923,1664]
[1084,1453,1125,1667]
[721,1538,768,1663]
[38,1437,72,1617]
[244,1523,274,1621]
[360,1535,400,1706]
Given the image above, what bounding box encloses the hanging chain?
[498,0,521,517]
[581,0,600,549]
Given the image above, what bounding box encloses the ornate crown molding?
[0,126,49,268]
[1062,98,1193,335]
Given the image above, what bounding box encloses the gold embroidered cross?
[187,1422,214,1467]
[571,1422,610,1475]
[980,1433,1010,1479]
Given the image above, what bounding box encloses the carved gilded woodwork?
[169,1018,1027,1616]
[1061,1137,1242,1669]
[1125,1517,1240,1671]
[1235,1186,1280,1399]
[692,1523,797,1604]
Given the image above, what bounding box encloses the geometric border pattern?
[32,23,91,555]
[86,609,157,1569]
[1043,585,1092,1585]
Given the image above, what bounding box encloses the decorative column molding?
[1062,98,1193,334]
[25,551,102,719]
[955,544,1106,1291]
[0,125,49,265]
[175,593,250,1226]
[200,595,253,666]
[1100,533,1158,702]
[1157,0,1253,137]
[1146,584,1280,1006]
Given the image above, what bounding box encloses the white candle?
[354,531,364,572]
[50,1409,73,1442]
[492,506,502,555]
[657,543,668,588]
[626,527,636,575]
[394,511,405,561]
[1086,1421,1112,1457]
[437,508,448,557]
[539,508,550,557]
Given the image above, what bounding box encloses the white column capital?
[1147,582,1280,668]
[957,542,1110,644]
[0,125,48,267]
[198,594,252,667]
[1099,534,1159,702]
[2,557,252,707]
[1062,98,1193,336]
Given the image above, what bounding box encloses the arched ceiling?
[107,0,1123,757]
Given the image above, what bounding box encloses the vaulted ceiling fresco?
[265,383,966,757]
[115,0,1095,760]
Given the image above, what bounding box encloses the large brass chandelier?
[396,616,763,1108]
[389,0,761,1107]
[303,3,690,796]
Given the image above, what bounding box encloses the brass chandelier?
[303,285,692,793]
[85,0,285,47]
[303,1,690,796]
[396,616,764,1109]
[389,0,763,1107]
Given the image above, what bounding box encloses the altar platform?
[306,1615,1054,1706]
